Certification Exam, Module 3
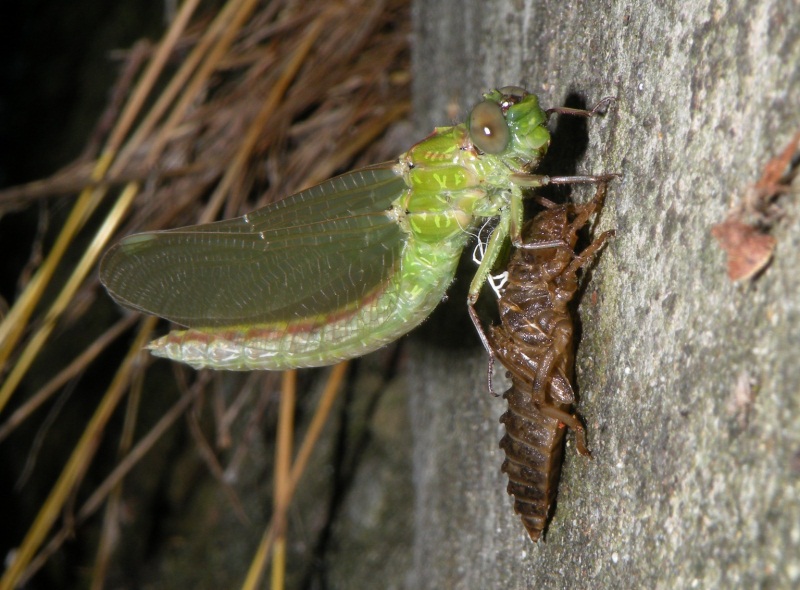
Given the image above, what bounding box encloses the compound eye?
[468,100,510,154]
[499,85,526,100]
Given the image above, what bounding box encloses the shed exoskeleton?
[485,182,613,541]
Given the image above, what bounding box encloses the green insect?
[100,87,614,370]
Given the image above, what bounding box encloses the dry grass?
[0,1,410,587]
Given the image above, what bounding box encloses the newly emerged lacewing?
[484,184,614,541]
[100,87,614,370]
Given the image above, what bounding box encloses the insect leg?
[547,173,620,186]
[561,181,614,274]
[509,173,620,250]
[567,179,608,229]
[565,230,616,276]
[468,201,534,372]
[467,206,521,370]
[545,96,616,119]
[483,327,510,398]
[512,176,616,252]
[548,370,576,405]
[532,195,559,209]
[470,302,499,386]
[502,180,568,250]
[531,319,572,398]
[537,404,591,457]
[467,202,512,311]
[509,172,619,196]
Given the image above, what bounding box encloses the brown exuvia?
[486,182,613,541]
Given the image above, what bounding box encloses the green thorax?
[392,89,551,243]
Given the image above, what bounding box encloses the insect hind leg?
[566,230,616,276]
[538,404,591,457]
[564,182,616,275]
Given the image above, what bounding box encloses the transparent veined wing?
[99,165,408,328]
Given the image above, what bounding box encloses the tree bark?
[405,1,800,588]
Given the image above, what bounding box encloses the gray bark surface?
[404,1,800,588]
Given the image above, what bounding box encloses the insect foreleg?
[545,96,616,119]
[510,172,619,188]
[548,173,621,186]
[467,206,512,309]
[467,204,514,362]
[502,183,567,251]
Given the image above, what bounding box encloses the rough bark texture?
[404,0,800,588]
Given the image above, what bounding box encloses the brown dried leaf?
[712,129,799,281]
[711,217,777,281]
